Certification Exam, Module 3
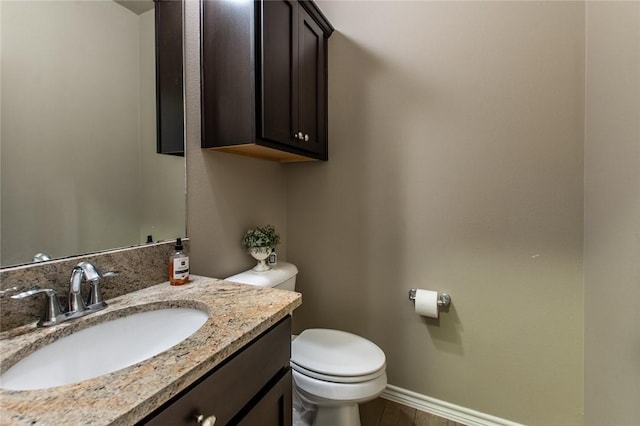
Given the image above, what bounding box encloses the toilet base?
[292,368,386,426]
[313,404,361,426]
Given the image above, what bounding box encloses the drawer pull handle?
[195,414,217,426]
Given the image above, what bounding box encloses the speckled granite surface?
[0,241,188,331]
[0,275,301,425]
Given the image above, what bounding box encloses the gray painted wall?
[287,2,585,425]
[584,2,640,425]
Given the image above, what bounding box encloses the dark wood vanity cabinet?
[201,0,333,163]
[140,317,292,426]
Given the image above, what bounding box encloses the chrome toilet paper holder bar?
[408,289,451,308]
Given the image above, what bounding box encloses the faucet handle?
[86,270,118,311]
[11,288,64,327]
[86,280,107,311]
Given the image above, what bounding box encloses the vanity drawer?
[142,316,291,425]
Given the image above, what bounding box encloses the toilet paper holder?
[408,289,451,308]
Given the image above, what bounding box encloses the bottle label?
[173,257,189,280]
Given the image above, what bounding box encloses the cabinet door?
[260,0,298,147]
[155,0,184,156]
[201,0,256,149]
[237,370,292,426]
[297,5,326,159]
[140,318,291,426]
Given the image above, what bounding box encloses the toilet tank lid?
[225,261,298,287]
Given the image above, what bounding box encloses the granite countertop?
[0,275,301,425]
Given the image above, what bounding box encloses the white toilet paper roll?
[414,289,439,318]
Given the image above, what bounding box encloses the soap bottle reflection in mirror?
[169,238,189,285]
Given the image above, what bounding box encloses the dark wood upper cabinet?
[201,0,333,163]
[155,0,185,156]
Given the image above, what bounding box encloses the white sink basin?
[0,307,208,391]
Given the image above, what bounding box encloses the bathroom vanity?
[0,276,301,425]
[142,317,292,425]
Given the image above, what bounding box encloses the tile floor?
[359,398,467,426]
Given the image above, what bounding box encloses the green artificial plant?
[241,225,280,252]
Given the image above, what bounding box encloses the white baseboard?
[381,385,525,426]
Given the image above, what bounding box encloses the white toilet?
[226,262,387,426]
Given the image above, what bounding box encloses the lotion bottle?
[169,238,189,285]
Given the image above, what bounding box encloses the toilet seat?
[291,360,385,383]
[291,329,386,384]
[292,369,388,404]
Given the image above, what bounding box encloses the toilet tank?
[225,262,298,291]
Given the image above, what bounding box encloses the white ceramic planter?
[249,247,272,272]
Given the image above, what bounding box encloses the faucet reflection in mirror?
[0,0,185,268]
[32,253,52,263]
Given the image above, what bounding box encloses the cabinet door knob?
[304,134,310,141]
[297,131,304,140]
[195,414,217,426]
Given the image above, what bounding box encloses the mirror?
[0,0,185,268]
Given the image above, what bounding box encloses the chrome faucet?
[11,262,114,327]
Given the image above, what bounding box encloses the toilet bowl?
[291,328,387,426]
[226,262,388,426]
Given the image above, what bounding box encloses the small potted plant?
[241,225,280,271]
